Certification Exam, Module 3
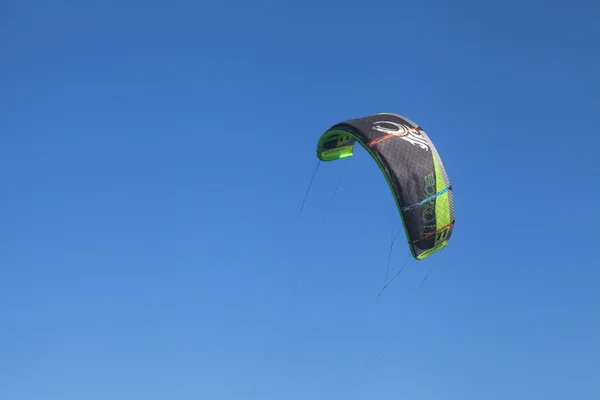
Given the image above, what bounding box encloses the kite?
[316,113,455,260]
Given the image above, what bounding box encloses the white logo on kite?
[372,121,431,151]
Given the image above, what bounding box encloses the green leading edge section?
[316,113,455,260]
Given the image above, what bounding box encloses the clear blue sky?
[2,0,599,399]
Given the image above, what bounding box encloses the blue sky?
[2,0,599,399]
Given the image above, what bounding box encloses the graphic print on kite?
[316,113,455,260]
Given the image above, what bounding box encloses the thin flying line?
[250,166,343,398]
[378,252,412,299]
[299,160,321,215]
[346,249,446,399]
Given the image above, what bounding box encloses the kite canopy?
[316,113,455,260]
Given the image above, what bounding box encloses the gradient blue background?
[2,0,599,399]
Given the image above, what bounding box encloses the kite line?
[248,158,344,398]
[299,159,321,215]
[344,248,446,399]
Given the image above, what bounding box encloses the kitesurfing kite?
[316,113,455,260]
